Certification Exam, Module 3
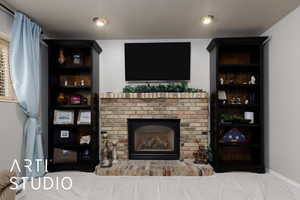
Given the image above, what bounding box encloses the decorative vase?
[101,133,111,167]
[58,49,65,65]
[111,140,118,165]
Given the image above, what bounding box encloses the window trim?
[0,33,16,103]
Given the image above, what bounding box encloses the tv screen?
[125,42,191,81]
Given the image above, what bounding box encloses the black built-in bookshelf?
[46,40,101,172]
[207,37,267,173]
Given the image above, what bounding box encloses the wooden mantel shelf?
[100,92,208,99]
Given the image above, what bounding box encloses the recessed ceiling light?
[201,15,214,25]
[93,17,107,27]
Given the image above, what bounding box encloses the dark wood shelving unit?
[207,37,267,173]
[219,123,260,128]
[46,40,101,172]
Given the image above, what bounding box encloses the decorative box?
[70,95,81,104]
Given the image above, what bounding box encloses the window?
[0,39,15,101]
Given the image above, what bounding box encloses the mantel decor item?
[123,81,202,93]
[53,110,74,124]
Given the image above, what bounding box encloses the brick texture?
[100,92,209,160]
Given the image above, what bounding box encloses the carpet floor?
[17,171,300,200]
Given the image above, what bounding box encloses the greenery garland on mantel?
[123,81,203,93]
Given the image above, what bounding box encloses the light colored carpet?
[17,171,300,200]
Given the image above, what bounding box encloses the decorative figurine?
[193,138,208,164]
[229,78,235,84]
[230,97,241,104]
[244,99,249,104]
[101,132,111,168]
[180,142,185,161]
[111,140,118,165]
[58,48,65,65]
[64,80,68,86]
[80,80,85,86]
[74,81,77,86]
[250,75,256,84]
[222,128,247,143]
[218,91,227,104]
[73,54,81,64]
[57,93,67,105]
[220,78,224,85]
[80,135,91,144]
[82,97,88,105]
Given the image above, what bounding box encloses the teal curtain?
[10,12,44,178]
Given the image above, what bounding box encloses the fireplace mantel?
[100,92,208,99]
[100,92,209,160]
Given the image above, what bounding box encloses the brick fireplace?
[100,92,209,160]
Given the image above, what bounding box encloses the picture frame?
[53,110,74,124]
[60,130,70,138]
[77,110,91,124]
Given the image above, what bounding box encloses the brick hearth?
[100,92,209,160]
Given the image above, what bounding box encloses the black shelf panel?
[54,105,92,109]
[218,84,259,90]
[54,144,91,150]
[213,162,265,173]
[54,65,92,73]
[57,86,92,90]
[218,104,259,109]
[219,123,260,128]
[219,64,260,69]
[218,143,259,148]
[53,124,92,128]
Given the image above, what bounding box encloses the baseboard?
[268,169,300,188]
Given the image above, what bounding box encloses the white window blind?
[0,39,14,100]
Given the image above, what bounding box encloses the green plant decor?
[123,81,202,93]
[220,113,244,121]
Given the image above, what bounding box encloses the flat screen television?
[125,42,191,81]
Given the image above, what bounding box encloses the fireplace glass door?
[128,119,180,160]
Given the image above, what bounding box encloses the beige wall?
[263,6,300,183]
[97,39,210,93]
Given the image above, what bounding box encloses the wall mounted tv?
[125,42,191,81]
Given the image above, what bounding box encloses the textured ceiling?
[5,0,300,39]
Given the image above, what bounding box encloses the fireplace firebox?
[128,119,180,160]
